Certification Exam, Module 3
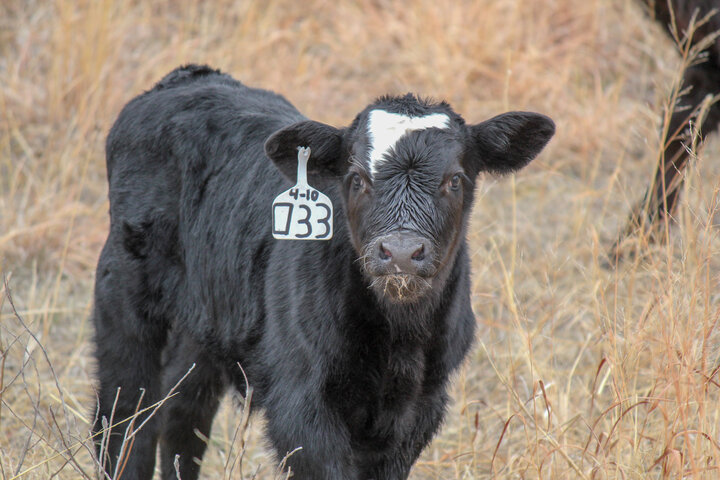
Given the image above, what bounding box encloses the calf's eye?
[352,173,364,191]
[449,174,461,191]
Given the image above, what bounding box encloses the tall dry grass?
[1,0,720,478]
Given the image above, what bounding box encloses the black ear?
[264,120,346,183]
[466,112,555,175]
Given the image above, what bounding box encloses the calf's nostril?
[379,243,392,260]
[411,244,425,261]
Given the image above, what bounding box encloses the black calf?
[92,64,554,479]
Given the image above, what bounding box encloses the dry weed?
[2,0,720,478]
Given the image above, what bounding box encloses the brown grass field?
[2,0,720,478]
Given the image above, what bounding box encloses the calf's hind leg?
[92,243,169,478]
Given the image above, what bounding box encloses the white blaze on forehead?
[366,109,450,177]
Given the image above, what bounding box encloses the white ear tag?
[272,147,334,240]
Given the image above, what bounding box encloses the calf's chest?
[327,341,429,448]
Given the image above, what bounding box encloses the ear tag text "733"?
[272,147,333,240]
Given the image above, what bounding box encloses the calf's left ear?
[265,120,346,183]
[466,112,555,175]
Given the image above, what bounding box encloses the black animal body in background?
[616,0,720,253]
[92,64,554,479]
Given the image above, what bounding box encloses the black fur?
[636,1,720,225]
[644,0,720,216]
[92,65,554,479]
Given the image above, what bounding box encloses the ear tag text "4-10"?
[272,147,333,240]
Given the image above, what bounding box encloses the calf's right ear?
[265,120,346,183]
[466,112,555,176]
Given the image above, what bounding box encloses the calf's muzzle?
[373,232,435,277]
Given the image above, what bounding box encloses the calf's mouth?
[369,273,433,303]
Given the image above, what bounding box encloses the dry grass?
[2,0,720,478]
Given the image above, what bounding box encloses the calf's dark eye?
[352,173,364,191]
[450,174,461,191]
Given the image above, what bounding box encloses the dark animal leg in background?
[159,336,227,480]
[611,0,720,261]
[627,63,720,236]
[646,64,720,221]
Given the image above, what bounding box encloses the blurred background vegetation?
[2,0,720,478]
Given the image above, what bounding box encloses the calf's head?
[265,95,554,303]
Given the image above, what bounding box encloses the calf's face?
[343,110,467,302]
[265,95,555,304]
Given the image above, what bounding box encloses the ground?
[2,0,720,478]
